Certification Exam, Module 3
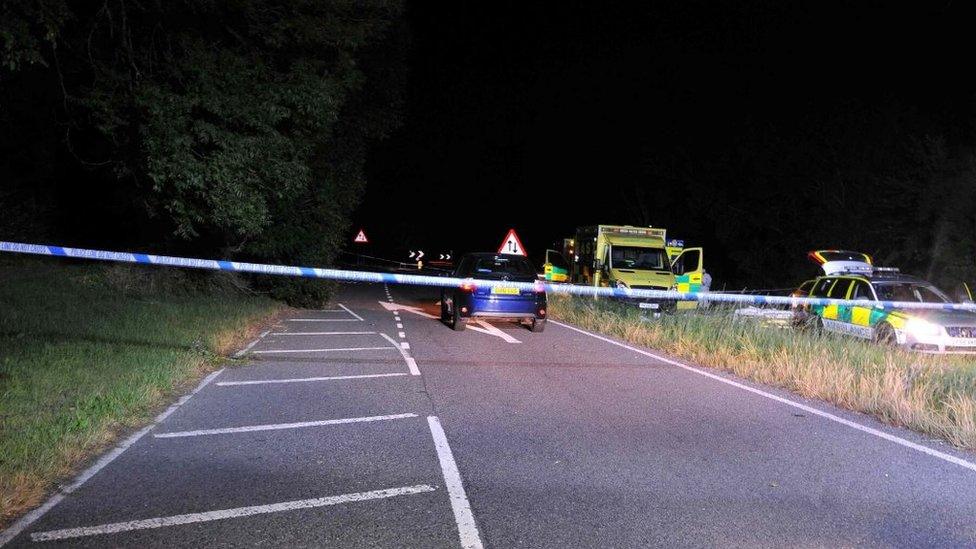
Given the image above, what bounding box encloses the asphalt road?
[5,282,976,547]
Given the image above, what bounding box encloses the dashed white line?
[550,320,976,474]
[216,373,409,386]
[401,342,410,350]
[0,369,224,547]
[379,333,421,376]
[154,413,417,438]
[251,347,395,354]
[396,323,403,329]
[428,416,484,549]
[398,331,407,338]
[337,303,364,321]
[30,485,437,542]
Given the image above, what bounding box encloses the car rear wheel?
[529,318,546,333]
[440,298,449,322]
[451,303,466,331]
[875,323,896,346]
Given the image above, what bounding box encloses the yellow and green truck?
[555,225,705,308]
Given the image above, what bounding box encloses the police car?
[798,250,976,353]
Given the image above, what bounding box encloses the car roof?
[817,272,929,284]
[461,252,529,260]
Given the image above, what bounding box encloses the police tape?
[2,240,975,313]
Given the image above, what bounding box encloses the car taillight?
[538,308,546,316]
[460,280,476,292]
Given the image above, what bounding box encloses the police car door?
[847,279,878,339]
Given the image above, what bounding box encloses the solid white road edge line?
[427,416,484,549]
[153,413,417,438]
[29,484,437,542]
[251,347,395,354]
[269,331,376,336]
[0,369,224,547]
[550,320,976,473]
[337,303,364,321]
[379,333,421,376]
[233,330,270,358]
[216,373,409,386]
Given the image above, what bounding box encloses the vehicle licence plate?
[638,302,660,309]
[492,286,519,295]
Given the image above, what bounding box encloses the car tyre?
[529,318,546,333]
[440,297,449,322]
[451,304,466,331]
[875,323,896,346]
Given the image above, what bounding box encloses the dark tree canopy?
[1,0,405,304]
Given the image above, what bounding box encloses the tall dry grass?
[550,295,976,449]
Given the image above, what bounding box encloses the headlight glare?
[905,318,943,338]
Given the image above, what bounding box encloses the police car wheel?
[440,299,449,321]
[875,323,896,346]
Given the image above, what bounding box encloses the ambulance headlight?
[905,318,943,338]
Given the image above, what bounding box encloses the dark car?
[440,253,547,332]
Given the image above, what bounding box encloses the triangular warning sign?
[353,229,368,244]
[497,228,526,256]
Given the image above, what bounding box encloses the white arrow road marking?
[379,301,439,319]
[471,320,522,344]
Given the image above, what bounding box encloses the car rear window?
[461,256,535,279]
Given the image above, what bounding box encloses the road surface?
[4,283,976,547]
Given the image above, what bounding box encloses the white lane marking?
[216,373,409,386]
[30,485,437,542]
[0,369,224,547]
[379,333,421,376]
[287,318,361,322]
[234,330,270,358]
[379,301,439,319]
[251,347,395,354]
[398,331,407,338]
[319,309,344,313]
[270,331,376,336]
[397,323,404,329]
[427,416,484,549]
[473,320,522,344]
[401,342,410,350]
[550,320,976,473]
[338,303,364,321]
[154,413,417,438]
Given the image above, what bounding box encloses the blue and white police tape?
[2,240,976,313]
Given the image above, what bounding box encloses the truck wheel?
[875,323,896,346]
[451,305,466,331]
[530,318,546,333]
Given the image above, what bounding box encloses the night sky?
[356,2,973,272]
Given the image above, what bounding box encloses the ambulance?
[555,225,705,309]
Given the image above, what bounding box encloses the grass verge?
[0,256,285,526]
[550,295,976,450]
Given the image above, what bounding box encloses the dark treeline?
[621,98,976,292]
[1,0,405,304]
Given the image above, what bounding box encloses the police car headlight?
[905,318,943,338]
[616,280,628,289]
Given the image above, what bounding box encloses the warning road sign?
[353,229,368,244]
[497,228,526,256]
